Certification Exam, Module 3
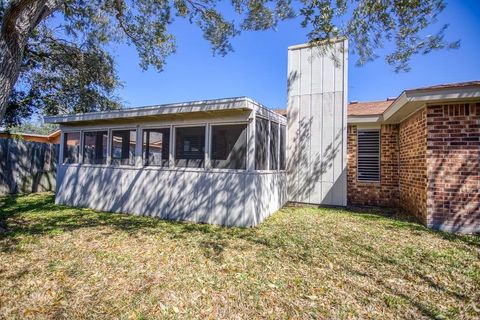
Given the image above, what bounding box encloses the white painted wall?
[56,165,286,227]
[287,40,348,206]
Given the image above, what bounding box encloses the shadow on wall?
[0,139,58,195]
[427,148,480,233]
[56,164,286,228]
[287,112,344,205]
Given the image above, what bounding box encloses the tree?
[0,0,459,125]
[2,24,122,127]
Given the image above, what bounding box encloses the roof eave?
[383,86,480,123]
[44,97,255,125]
[347,114,384,124]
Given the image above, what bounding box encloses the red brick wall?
[347,124,399,206]
[347,102,480,233]
[398,108,428,223]
[426,103,480,232]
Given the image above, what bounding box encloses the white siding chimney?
[287,39,348,206]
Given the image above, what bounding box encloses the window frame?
[110,128,137,166]
[173,124,208,169]
[279,124,286,171]
[356,129,381,183]
[254,116,271,171]
[82,129,110,165]
[209,122,249,171]
[141,126,171,168]
[62,131,81,165]
[58,116,287,172]
[269,121,280,171]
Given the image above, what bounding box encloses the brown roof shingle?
[347,100,393,116]
[273,109,287,116]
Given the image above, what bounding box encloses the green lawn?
[0,193,479,319]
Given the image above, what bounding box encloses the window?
[255,117,269,170]
[83,131,108,164]
[175,126,205,168]
[357,130,380,182]
[143,128,170,167]
[111,129,136,166]
[269,122,279,170]
[280,125,286,170]
[63,132,80,164]
[211,124,247,170]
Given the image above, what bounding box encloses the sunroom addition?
[46,97,287,227]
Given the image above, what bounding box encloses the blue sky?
[113,1,480,110]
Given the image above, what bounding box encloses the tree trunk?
[0,33,23,121]
[0,0,61,123]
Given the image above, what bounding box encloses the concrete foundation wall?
[56,165,286,227]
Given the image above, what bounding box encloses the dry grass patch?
[0,193,479,319]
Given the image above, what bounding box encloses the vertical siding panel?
[322,92,335,182]
[333,91,344,181]
[323,47,335,93]
[288,49,300,97]
[311,47,323,94]
[300,47,312,96]
[287,95,300,202]
[298,94,311,203]
[310,93,323,204]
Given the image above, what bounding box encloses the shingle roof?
[347,100,393,116]
[407,80,480,92]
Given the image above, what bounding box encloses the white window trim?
[173,124,208,169]
[140,126,171,168]
[209,122,249,172]
[110,128,137,167]
[81,129,110,166]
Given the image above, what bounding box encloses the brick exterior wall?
[398,109,428,224]
[426,103,480,232]
[347,124,399,206]
[347,102,480,233]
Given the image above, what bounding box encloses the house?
[45,39,479,233]
[346,82,480,233]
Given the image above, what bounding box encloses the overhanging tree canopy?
[0,0,459,126]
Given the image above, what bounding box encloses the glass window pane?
[83,131,108,164]
[143,128,170,167]
[280,125,286,170]
[255,118,269,170]
[270,122,279,170]
[63,132,80,164]
[111,130,136,166]
[175,126,205,168]
[211,124,247,170]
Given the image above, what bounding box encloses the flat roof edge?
[45,97,262,124]
[288,38,347,50]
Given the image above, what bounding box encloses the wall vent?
[357,130,380,182]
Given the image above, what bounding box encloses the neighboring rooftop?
[0,130,61,143]
[347,100,393,116]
